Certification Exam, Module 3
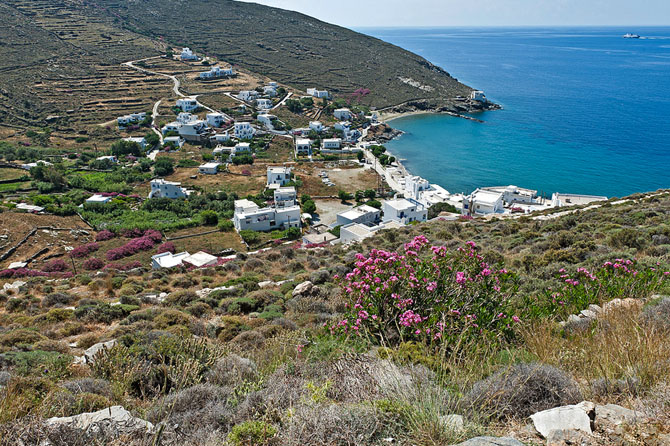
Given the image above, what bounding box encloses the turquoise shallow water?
[361,27,670,197]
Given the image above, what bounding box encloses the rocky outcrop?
[46,406,153,436]
[530,403,593,438]
[292,280,320,298]
[73,339,116,365]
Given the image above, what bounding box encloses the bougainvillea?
[333,237,520,347]
[70,242,100,259]
[106,233,161,261]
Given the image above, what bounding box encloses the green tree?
[145,132,160,148]
[302,200,316,214]
[200,210,219,225]
[110,140,142,157]
[338,190,353,203]
[286,227,301,240]
[240,230,261,245]
[427,202,459,219]
[154,157,175,176]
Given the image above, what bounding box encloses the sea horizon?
[359,26,670,198]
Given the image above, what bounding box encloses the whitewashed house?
[152,251,191,269]
[233,200,301,232]
[198,162,221,175]
[213,145,233,157]
[96,155,118,164]
[336,205,381,227]
[382,198,427,225]
[256,98,273,110]
[149,179,190,199]
[210,131,231,144]
[176,120,208,141]
[333,108,352,121]
[322,138,342,150]
[162,122,181,135]
[180,48,198,60]
[183,251,218,268]
[123,137,148,150]
[340,221,403,244]
[273,187,297,207]
[263,85,278,97]
[177,112,198,124]
[85,194,112,205]
[295,138,313,156]
[405,176,431,200]
[551,193,608,208]
[233,142,251,154]
[267,166,292,187]
[163,136,185,148]
[309,121,323,132]
[307,88,330,99]
[117,112,146,126]
[176,98,199,112]
[234,122,255,139]
[206,112,226,127]
[257,113,276,130]
[470,90,487,102]
[238,90,259,102]
[463,189,504,215]
[199,66,234,79]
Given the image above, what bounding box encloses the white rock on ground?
[595,404,646,427]
[3,280,26,291]
[530,404,592,438]
[440,414,464,433]
[74,339,117,365]
[292,280,313,297]
[46,406,153,435]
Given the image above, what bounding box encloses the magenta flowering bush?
[332,236,520,347]
[95,230,116,242]
[103,261,142,271]
[532,259,669,319]
[70,242,100,258]
[0,268,72,279]
[156,242,176,254]
[82,257,104,271]
[106,235,159,261]
[42,259,68,273]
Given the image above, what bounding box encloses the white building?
[405,176,431,200]
[123,137,148,150]
[176,120,208,141]
[309,121,323,132]
[21,161,52,171]
[470,90,487,102]
[233,200,301,232]
[307,88,330,99]
[206,112,226,127]
[177,112,198,124]
[340,221,403,244]
[183,251,218,268]
[96,155,118,164]
[149,179,190,199]
[267,166,292,187]
[234,122,255,139]
[198,162,221,175]
[210,131,231,144]
[234,142,251,154]
[176,98,199,112]
[336,205,381,227]
[163,136,185,148]
[152,251,191,269]
[213,145,233,157]
[85,194,112,205]
[257,113,276,130]
[263,85,278,97]
[256,98,272,110]
[295,138,313,156]
[274,187,297,207]
[199,66,234,79]
[333,108,352,121]
[463,189,504,215]
[117,112,146,126]
[322,138,342,150]
[238,90,259,102]
[382,198,427,225]
[180,48,198,61]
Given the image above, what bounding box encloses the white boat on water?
[623,33,641,39]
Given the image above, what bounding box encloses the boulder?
[83,339,116,364]
[587,304,602,314]
[595,404,646,428]
[46,406,153,436]
[546,428,595,446]
[440,414,464,433]
[452,437,525,446]
[3,280,26,291]
[580,309,597,319]
[292,280,313,297]
[258,280,276,289]
[530,404,592,438]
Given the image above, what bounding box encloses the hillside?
[0,0,475,127]
[0,191,668,445]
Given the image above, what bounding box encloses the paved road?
[271,92,293,110]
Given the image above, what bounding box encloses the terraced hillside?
[0,0,474,127]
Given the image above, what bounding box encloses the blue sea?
[360,27,670,197]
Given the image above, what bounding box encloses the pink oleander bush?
[527,259,669,319]
[106,233,161,261]
[82,257,104,271]
[42,259,68,273]
[70,242,100,258]
[95,230,116,242]
[156,242,176,254]
[103,261,142,271]
[332,236,520,347]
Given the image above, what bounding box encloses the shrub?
[333,237,520,347]
[156,242,176,254]
[70,242,100,259]
[0,329,45,347]
[82,258,104,271]
[219,220,235,232]
[207,355,258,386]
[228,420,277,446]
[43,292,75,307]
[95,230,115,242]
[200,210,219,226]
[42,259,68,273]
[641,296,670,330]
[106,235,158,260]
[240,230,261,245]
[461,363,582,420]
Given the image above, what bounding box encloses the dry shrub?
[523,305,670,392]
[641,296,670,330]
[207,355,258,387]
[461,363,582,420]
